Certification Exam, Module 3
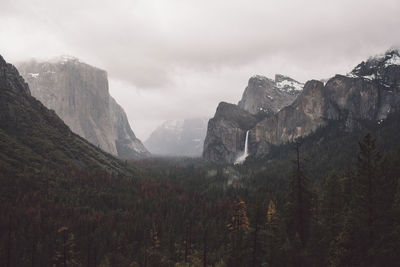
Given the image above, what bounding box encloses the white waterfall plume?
[234,130,249,165]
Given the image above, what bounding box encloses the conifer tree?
[227,198,249,267]
[146,223,161,266]
[54,226,80,267]
[285,141,312,246]
[267,200,277,226]
[322,172,344,240]
[262,199,287,266]
[283,141,313,266]
[228,198,249,233]
[336,134,384,266]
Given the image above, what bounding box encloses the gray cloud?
[1,0,400,139]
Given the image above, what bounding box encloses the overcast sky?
[1,0,400,140]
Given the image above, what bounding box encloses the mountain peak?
[0,55,7,66]
[0,55,31,96]
[0,54,131,174]
[50,55,80,64]
[274,74,304,94]
[238,74,302,114]
[349,48,400,79]
[17,57,149,159]
[383,48,400,66]
[161,119,184,131]
[145,117,208,156]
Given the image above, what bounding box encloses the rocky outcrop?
[144,117,208,156]
[254,49,400,148]
[252,80,325,151]
[203,102,258,163]
[0,54,131,174]
[17,56,149,159]
[238,74,303,114]
[203,74,302,163]
[204,49,400,163]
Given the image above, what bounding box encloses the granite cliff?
[238,74,303,114]
[203,102,259,163]
[0,54,131,174]
[203,74,303,163]
[204,49,400,163]
[17,56,149,159]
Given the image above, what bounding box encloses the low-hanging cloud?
[1,0,400,138]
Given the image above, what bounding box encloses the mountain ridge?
[204,48,400,163]
[237,74,303,115]
[0,54,132,175]
[17,56,150,159]
[145,117,208,156]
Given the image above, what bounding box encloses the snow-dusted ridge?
[274,74,304,93]
[162,119,184,131]
[276,79,303,92]
[49,55,80,64]
[384,53,400,67]
[145,117,208,156]
[347,48,400,80]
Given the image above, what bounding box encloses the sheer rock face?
[203,74,302,163]
[144,117,208,156]
[204,49,400,163]
[0,54,131,174]
[254,80,325,145]
[202,102,258,163]
[238,74,303,114]
[17,57,149,159]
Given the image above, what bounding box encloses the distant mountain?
[0,54,131,175]
[204,48,400,163]
[144,118,208,156]
[17,56,149,159]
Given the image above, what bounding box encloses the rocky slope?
[253,49,400,152]
[204,49,400,163]
[203,74,303,163]
[203,102,259,163]
[17,56,149,159]
[238,74,303,114]
[144,117,208,156]
[0,54,131,175]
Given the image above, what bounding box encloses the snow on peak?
[362,74,376,80]
[60,55,79,61]
[275,74,304,92]
[276,79,303,92]
[347,49,400,81]
[162,119,184,131]
[384,52,400,67]
[249,74,303,93]
[50,55,80,64]
[365,49,400,68]
[251,74,268,81]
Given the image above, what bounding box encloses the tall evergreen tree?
[319,172,345,265]
[336,134,384,266]
[283,141,313,266]
[285,141,312,246]
[322,172,344,241]
[227,198,249,267]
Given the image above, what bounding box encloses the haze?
[1,0,399,139]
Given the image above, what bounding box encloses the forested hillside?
[2,114,400,266]
[1,52,400,266]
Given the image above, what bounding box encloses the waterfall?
[234,130,249,165]
[243,130,249,156]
